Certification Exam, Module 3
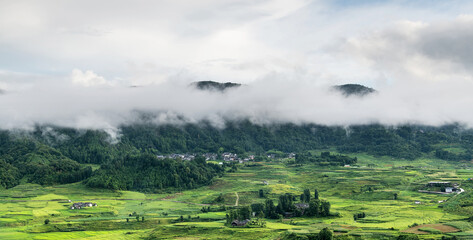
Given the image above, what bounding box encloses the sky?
[1,0,473,132]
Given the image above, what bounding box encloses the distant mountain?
[191,81,241,92]
[333,84,376,97]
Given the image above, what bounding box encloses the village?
[156,152,296,163]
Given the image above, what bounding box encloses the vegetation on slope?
[333,83,376,97]
[191,80,241,92]
[86,154,224,191]
[1,121,473,191]
[0,131,92,188]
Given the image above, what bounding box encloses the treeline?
[435,149,472,161]
[25,122,473,164]
[85,155,224,191]
[65,122,473,161]
[0,131,92,188]
[295,152,357,166]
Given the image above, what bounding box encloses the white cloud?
[340,16,473,84]
[71,69,110,87]
[2,1,473,131]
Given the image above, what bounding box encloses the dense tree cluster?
[0,131,91,188]
[229,189,331,222]
[86,154,224,191]
[295,152,357,166]
[307,199,331,217]
[435,149,472,161]
[353,212,366,221]
[226,206,252,223]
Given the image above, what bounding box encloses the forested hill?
[0,131,92,188]
[191,81,241,91]
[1,121,473,190]
[12,122,473,162]
[333,84,376,97]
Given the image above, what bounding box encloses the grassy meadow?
[1,154,473,239]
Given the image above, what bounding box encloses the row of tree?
[295,152,357,166]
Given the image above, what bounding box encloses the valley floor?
[1,154,473,239]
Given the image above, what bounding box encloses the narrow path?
[234,192,239,206]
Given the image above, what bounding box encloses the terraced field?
[1,154,473,239]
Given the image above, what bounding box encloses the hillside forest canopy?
[0,121,472,191]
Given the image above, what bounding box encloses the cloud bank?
[1,1,473,131]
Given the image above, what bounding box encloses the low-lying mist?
[0,75,471,136]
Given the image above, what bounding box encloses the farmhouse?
[70,202,97,210]
[231,219,250,227]
[294,203,310,215]
[419,181,460,194]
[222,152,238,161]
[294,203,309,209]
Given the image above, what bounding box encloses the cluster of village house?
[156,152,296,163]
[156,152,256,163]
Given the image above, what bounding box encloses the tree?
[264,199,277,219]
[276,202,284,215]
[239,206,251,220]
[44,219,50,225]
[300,194,306,203]
[303,189,311,202]
[214,193,224,203]
[321,200,331,217]
[307,199,320,217]
[394,193,398,200]
[259,189,265,198]
[314,189,319,200]
[142,216,144,222]
[251,203,264,213]
[318,227,333,240]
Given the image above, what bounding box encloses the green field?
[1,155,473,239]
